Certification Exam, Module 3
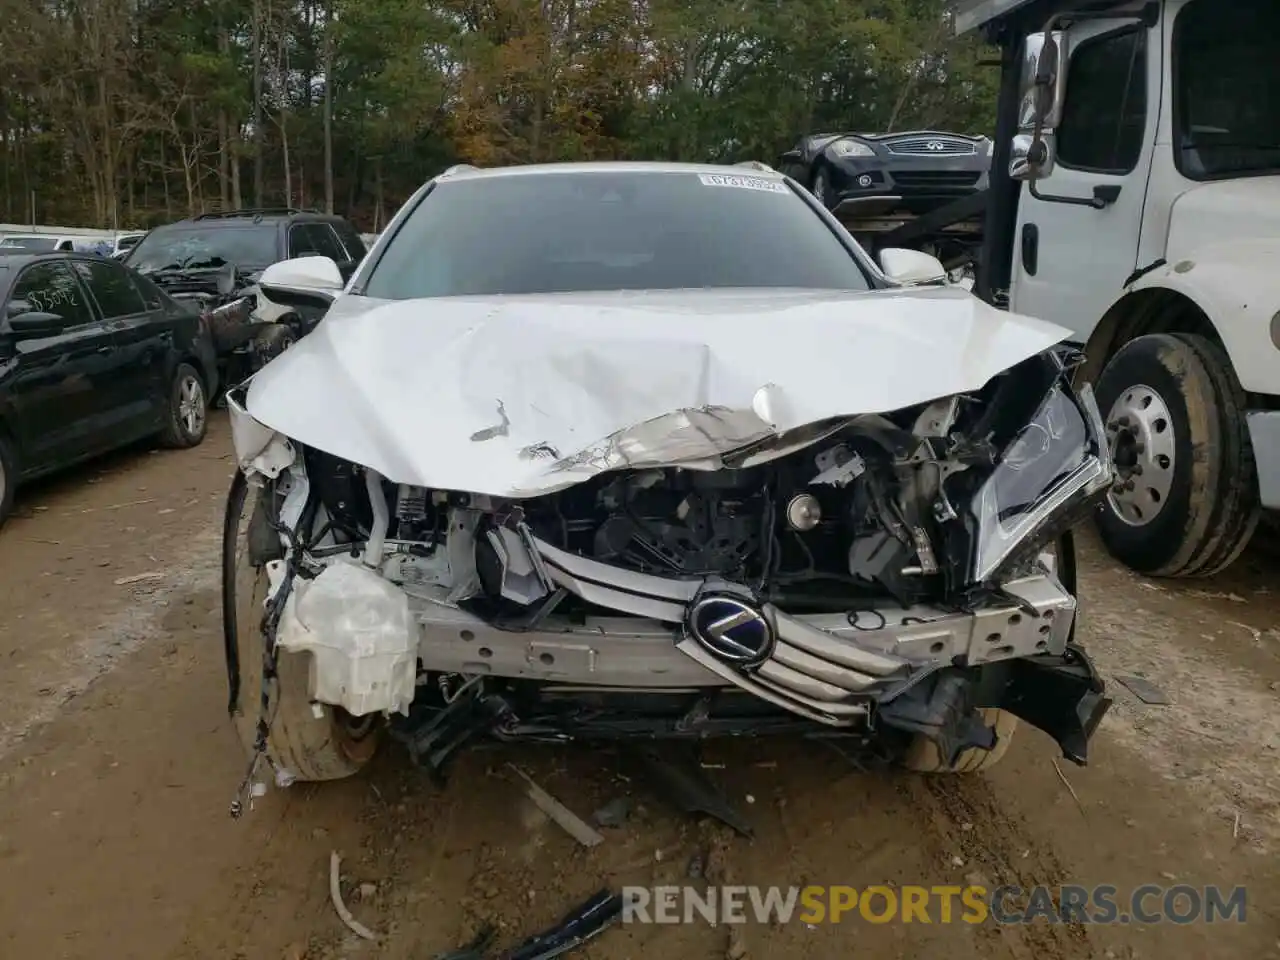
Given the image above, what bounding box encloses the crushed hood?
[243,286,1070,497]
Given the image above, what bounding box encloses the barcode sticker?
[697,174,788,193]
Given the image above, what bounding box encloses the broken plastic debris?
[329,850,378,941]
[503,889,623,960]
[275,768,297,789]
[114,572,163,585]
[630,747,754,838]
[507,763,603,847]
[1113,675,1170,705]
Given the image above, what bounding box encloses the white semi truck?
[931,0,1279,578]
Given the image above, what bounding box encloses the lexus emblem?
[687,595,775,666]
[927,140,945,151]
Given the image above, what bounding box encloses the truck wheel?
[225,474,378,782]
[901,709,1018,774]
[1094,333,1259,577]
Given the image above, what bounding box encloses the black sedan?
[0,253,218,524]
[778,130,992,216]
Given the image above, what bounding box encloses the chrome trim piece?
[474,535,1082,727]
[885,136,978,157]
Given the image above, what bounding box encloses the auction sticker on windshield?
[698,173,788,193]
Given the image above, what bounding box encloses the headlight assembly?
[830,139,876,159]
[970,383,1113,582]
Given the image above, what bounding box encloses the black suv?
[124,208,366,281]
[122,208,367,391]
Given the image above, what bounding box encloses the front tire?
[224,473,378,782]
[157,362,208,449]
[1094,333,1259,577]
[811,168,833,209]
[900,709,1018,774]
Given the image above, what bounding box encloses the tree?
[0,0,997,229]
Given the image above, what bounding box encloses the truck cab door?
[1010,20,1159,344]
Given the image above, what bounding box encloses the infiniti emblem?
[687,595,775,666]
[927,140,945,151]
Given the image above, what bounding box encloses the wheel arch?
[1077,286,1222,388]
[809,154,833,189]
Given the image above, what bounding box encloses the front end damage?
[224,348,1114,780]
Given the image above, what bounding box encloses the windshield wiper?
[181,255,228,269]
[141,261,186,274]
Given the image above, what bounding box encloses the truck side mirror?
[1010,133,1056,181]
[1020,32,1068,132]
[1014,30,1068,184]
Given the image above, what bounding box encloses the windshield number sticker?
[697,174,787,193]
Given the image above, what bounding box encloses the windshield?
[1174,2,1280,181]
[0,237,58,251]
[125,224,278,273]
[361,169,871,299]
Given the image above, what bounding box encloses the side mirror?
[1020,32,1068,131]
[1010,133,1056,181]
[878,248,947,286]
[8,310,65,336]
[258,256,344,312]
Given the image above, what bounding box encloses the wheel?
[900,709,1018,774]
[811,167,833,209]
[223,473,378,782]
[1093,333,1259,577]
[0,431,16,527]
[156,362,207,449]
[251,322,296,372]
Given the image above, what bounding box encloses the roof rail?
[439,164,479,178]
[734,160,776,173]
[193,207,304,220]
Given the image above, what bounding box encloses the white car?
[0,234,79,253]
[222,162,1114,790]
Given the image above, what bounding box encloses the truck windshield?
[1174,2,1280,181]
[361,169,871,299]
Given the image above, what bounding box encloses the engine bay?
[294,351,1094,620]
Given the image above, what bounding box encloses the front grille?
[892,170,982,190]
[885,136,978,157]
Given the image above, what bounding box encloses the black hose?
[221,469,250,715]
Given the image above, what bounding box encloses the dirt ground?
[0,414,1277,960]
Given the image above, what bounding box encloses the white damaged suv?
[222,161,1113,790]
